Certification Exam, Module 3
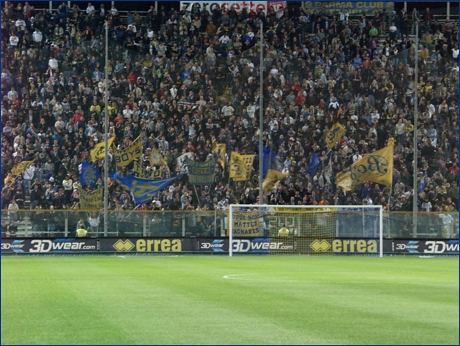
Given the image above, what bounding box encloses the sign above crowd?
[303,1,394,15]
[180,1,287,14]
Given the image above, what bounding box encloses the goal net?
[228,204,383,257]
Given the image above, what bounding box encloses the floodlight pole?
[412,21,419,238]
[103,21,109,237]
[258,21,264,206]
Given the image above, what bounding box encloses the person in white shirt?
[7,87,18,100]
[363,195,373,205]
[32,28,43,47]
[62,174,73,204]
[48,57,58,70]
[170,85,178,99]
[15,18,26,32]
[9,33,19,47]
[221,104,234,117]
[219,34,230,44]
[352,151,362,163]
[246,102,255,119]
[452,44,459,61]
[127,22,137,33]
[86,2,95,15]
[23,164,36,194]
[328,97,340,110]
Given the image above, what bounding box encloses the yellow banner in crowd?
[133,161,164,179]
[229,152,255,182]
[90,137,115,162]
[150,147,167,167]
[325,122,346,149]
[212,142,226,169]
[232,210,261,237]
[114,136,142,167]
[337,140,394,191]
[11,160,34,177]
[262,169,289,192]
[79,187,103,210]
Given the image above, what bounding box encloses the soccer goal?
[228,204,383,257]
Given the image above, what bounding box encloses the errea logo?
[113,239,135,252]
[310,240,332,252]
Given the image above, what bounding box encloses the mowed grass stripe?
[1,256,458,344]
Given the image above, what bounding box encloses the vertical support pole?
[103,21,109,238]
[412,20,419,238]
[258,22,264,208]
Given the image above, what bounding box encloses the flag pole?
[258,21,264,206]
[103,21,109,237]
[411,20,419,238]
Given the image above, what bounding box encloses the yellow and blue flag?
[111,173,182,204]
[80,162,100,188]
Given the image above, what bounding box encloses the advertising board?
[99,238,195,253]
[392,239,459,255]
[1,238,98,253]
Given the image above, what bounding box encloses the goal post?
[228,204,384,257]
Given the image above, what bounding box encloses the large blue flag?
[111,173,182,204]
[306,153,320,177]
[80,161,100,188]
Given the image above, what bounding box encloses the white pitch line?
[223,274,254,280]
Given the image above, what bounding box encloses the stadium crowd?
[1,1,459,218]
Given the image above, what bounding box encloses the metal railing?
[2,209,457,239]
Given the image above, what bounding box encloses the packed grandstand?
[1,1,458,223]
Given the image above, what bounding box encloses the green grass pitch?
[1,255,458,345]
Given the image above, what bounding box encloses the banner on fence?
[231,210,261,236]
[79,188,103,210]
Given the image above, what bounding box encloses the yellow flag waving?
[12,160,34,177]
[337,140,394,191]
[262,169,289,192]
[113,136,142,167]
[325,122,346,149]
[212,142,226,169]
[90,136,115,162]
[150,147,167,167]
[229,152,255,181]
